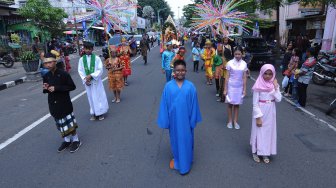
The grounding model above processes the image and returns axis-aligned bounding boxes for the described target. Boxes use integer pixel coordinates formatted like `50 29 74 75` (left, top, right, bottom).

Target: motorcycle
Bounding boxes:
312 61 336 85
0 51 15 68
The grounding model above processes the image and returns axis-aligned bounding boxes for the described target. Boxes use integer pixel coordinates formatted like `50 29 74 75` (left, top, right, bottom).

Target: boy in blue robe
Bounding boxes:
157 59 202 175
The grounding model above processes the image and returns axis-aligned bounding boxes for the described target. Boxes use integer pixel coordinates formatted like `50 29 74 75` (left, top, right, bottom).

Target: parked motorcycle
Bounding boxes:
0 51 14 68
312 62 336 85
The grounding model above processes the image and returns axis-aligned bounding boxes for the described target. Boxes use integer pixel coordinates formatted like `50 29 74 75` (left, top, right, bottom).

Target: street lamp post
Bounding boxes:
157 8 168 26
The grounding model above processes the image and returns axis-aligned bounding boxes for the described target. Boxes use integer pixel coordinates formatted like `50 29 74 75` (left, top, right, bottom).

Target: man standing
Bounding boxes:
140 34 149 65
78 41 109 121
158 59 202 175
161 42 175 82
42 53 81 153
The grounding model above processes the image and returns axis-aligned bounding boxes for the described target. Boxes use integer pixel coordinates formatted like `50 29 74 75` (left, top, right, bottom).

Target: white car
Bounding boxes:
147 32 157 41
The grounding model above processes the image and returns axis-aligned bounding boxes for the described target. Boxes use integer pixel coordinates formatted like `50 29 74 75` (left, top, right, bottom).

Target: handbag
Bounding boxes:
281 76 289 88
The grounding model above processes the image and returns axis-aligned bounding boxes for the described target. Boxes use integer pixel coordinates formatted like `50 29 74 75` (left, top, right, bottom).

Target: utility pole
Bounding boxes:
72 0 81 56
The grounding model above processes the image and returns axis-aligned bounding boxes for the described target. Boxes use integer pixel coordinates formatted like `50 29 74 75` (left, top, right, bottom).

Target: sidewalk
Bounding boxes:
0 62 26 91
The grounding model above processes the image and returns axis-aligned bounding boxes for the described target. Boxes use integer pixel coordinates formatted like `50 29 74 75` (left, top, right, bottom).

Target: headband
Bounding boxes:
43 57 56 63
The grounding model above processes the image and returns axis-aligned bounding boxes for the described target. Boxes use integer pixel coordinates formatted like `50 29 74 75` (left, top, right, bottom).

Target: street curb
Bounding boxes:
0 76 27 91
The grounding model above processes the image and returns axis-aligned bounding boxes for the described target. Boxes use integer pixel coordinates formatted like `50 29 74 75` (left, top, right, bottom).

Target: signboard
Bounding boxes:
137 17 146 29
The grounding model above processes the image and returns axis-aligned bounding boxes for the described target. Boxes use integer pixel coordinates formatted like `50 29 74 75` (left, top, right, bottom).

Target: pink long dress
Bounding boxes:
225 59 247 105
250 86 282 156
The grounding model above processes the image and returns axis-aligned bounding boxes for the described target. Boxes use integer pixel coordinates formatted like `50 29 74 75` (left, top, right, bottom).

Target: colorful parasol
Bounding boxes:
191 0 252 37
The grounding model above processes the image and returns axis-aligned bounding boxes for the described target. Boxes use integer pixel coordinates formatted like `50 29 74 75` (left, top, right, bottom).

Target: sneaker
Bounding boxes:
90 115 96 121
70 141 82 153
227 122 233 129
216 93 220 97
234 122 241 130
98 115 105 121
57 142 71 152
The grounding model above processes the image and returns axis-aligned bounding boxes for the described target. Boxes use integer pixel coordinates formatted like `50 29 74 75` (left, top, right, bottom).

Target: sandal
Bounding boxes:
169 159 174 169
252 153 260 163
263 156 270 164
112 99 117 103
116 99 121 103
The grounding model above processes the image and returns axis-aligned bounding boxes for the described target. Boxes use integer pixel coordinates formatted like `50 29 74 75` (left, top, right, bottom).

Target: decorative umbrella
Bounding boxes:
191 0 252 37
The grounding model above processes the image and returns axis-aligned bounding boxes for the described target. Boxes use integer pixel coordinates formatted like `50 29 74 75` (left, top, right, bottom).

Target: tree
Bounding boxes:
143 5 155 19
19 0 68 37
137 0 174 22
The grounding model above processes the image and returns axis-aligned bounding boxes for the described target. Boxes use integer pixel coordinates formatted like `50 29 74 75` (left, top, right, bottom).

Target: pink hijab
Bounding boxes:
252 64 275 92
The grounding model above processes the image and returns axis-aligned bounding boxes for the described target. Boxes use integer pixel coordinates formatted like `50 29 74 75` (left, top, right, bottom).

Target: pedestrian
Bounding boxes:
151 36 154 47
170 46 186 79
283 48 300 97
140 34 149 65
218 37 232 102
105 45 124 103
118 37 132 86
281 42 293 74
42 53 81 153
296 47 317 107
161 41 175 82
63 50 71 73
157 59 202 175
192 42 201 72
213 49 224 97
250 64 282 164
224 47 248 130
78 41 109 121
201 39 216 85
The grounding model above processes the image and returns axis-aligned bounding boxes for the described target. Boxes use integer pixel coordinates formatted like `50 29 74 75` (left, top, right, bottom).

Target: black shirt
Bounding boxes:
43 69 76 119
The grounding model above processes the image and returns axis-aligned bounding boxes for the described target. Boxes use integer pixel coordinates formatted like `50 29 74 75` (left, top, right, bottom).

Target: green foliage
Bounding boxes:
20 51 38 61
18 0 68 36
10 33 20 43
137 0 174 21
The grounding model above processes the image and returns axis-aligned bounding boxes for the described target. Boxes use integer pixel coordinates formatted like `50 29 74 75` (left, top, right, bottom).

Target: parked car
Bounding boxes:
234 36 273 68
102 34 132 59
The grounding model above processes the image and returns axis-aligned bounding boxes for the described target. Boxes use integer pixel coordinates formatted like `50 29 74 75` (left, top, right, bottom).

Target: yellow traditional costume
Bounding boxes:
202 40 216 80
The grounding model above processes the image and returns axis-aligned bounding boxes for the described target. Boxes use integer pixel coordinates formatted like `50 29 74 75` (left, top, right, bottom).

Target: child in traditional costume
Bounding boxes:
78 41 109 121
161 41 175 82
158 60 202 175
105 45 124 103
224 47 247 130
118 37 132 86
42 53 81 153
250 64 282 164
201 40 216 85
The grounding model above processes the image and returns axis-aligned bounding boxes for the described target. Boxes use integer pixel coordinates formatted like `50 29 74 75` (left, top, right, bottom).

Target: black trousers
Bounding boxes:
193 61 199 72
298 82 308 107
143 55 147 64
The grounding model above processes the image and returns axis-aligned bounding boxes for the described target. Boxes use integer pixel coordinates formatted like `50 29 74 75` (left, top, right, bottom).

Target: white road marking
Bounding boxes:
249 75 336 132
0 51 146 151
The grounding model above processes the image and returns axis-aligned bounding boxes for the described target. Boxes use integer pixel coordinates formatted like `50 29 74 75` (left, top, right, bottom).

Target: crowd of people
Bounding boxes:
40 33 284 176
281 39 317 108
158 34 282 175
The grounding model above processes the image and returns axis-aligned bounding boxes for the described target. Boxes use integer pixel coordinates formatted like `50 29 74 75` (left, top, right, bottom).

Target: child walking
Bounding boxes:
42 53 81 153
157 60 202 175
224 47 247 129
192 42 201 72
250 64 282 164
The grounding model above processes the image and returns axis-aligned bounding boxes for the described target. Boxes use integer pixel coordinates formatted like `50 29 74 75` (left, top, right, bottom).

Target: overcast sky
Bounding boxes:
167 0 193 19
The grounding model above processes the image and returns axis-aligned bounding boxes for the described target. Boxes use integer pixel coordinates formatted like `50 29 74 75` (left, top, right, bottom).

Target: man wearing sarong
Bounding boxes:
42 53 81 153
78 41 109 121
158 59 202 175
202 40 216 85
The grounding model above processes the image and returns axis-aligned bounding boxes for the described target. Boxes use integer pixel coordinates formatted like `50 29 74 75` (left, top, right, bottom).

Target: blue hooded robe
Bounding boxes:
158 79 202 175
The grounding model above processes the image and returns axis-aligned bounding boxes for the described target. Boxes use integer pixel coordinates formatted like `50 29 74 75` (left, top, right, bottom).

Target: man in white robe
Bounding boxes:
78 42 109 121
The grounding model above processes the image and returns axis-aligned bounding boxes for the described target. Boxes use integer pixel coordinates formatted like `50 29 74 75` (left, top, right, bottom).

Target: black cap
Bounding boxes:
83 41 94 48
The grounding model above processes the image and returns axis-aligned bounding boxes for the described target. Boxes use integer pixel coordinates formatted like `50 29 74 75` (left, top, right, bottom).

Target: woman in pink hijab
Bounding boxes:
250 64 282 164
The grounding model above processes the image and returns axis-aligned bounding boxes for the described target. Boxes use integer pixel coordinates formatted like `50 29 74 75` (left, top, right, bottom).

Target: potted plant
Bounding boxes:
21 51 40 72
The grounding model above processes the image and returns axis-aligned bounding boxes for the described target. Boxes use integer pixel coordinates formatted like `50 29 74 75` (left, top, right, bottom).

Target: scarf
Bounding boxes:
252 64 275 92
83 54 96 75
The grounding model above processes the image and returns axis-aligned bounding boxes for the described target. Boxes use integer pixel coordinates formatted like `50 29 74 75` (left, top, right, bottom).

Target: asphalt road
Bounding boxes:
0 43 336 187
